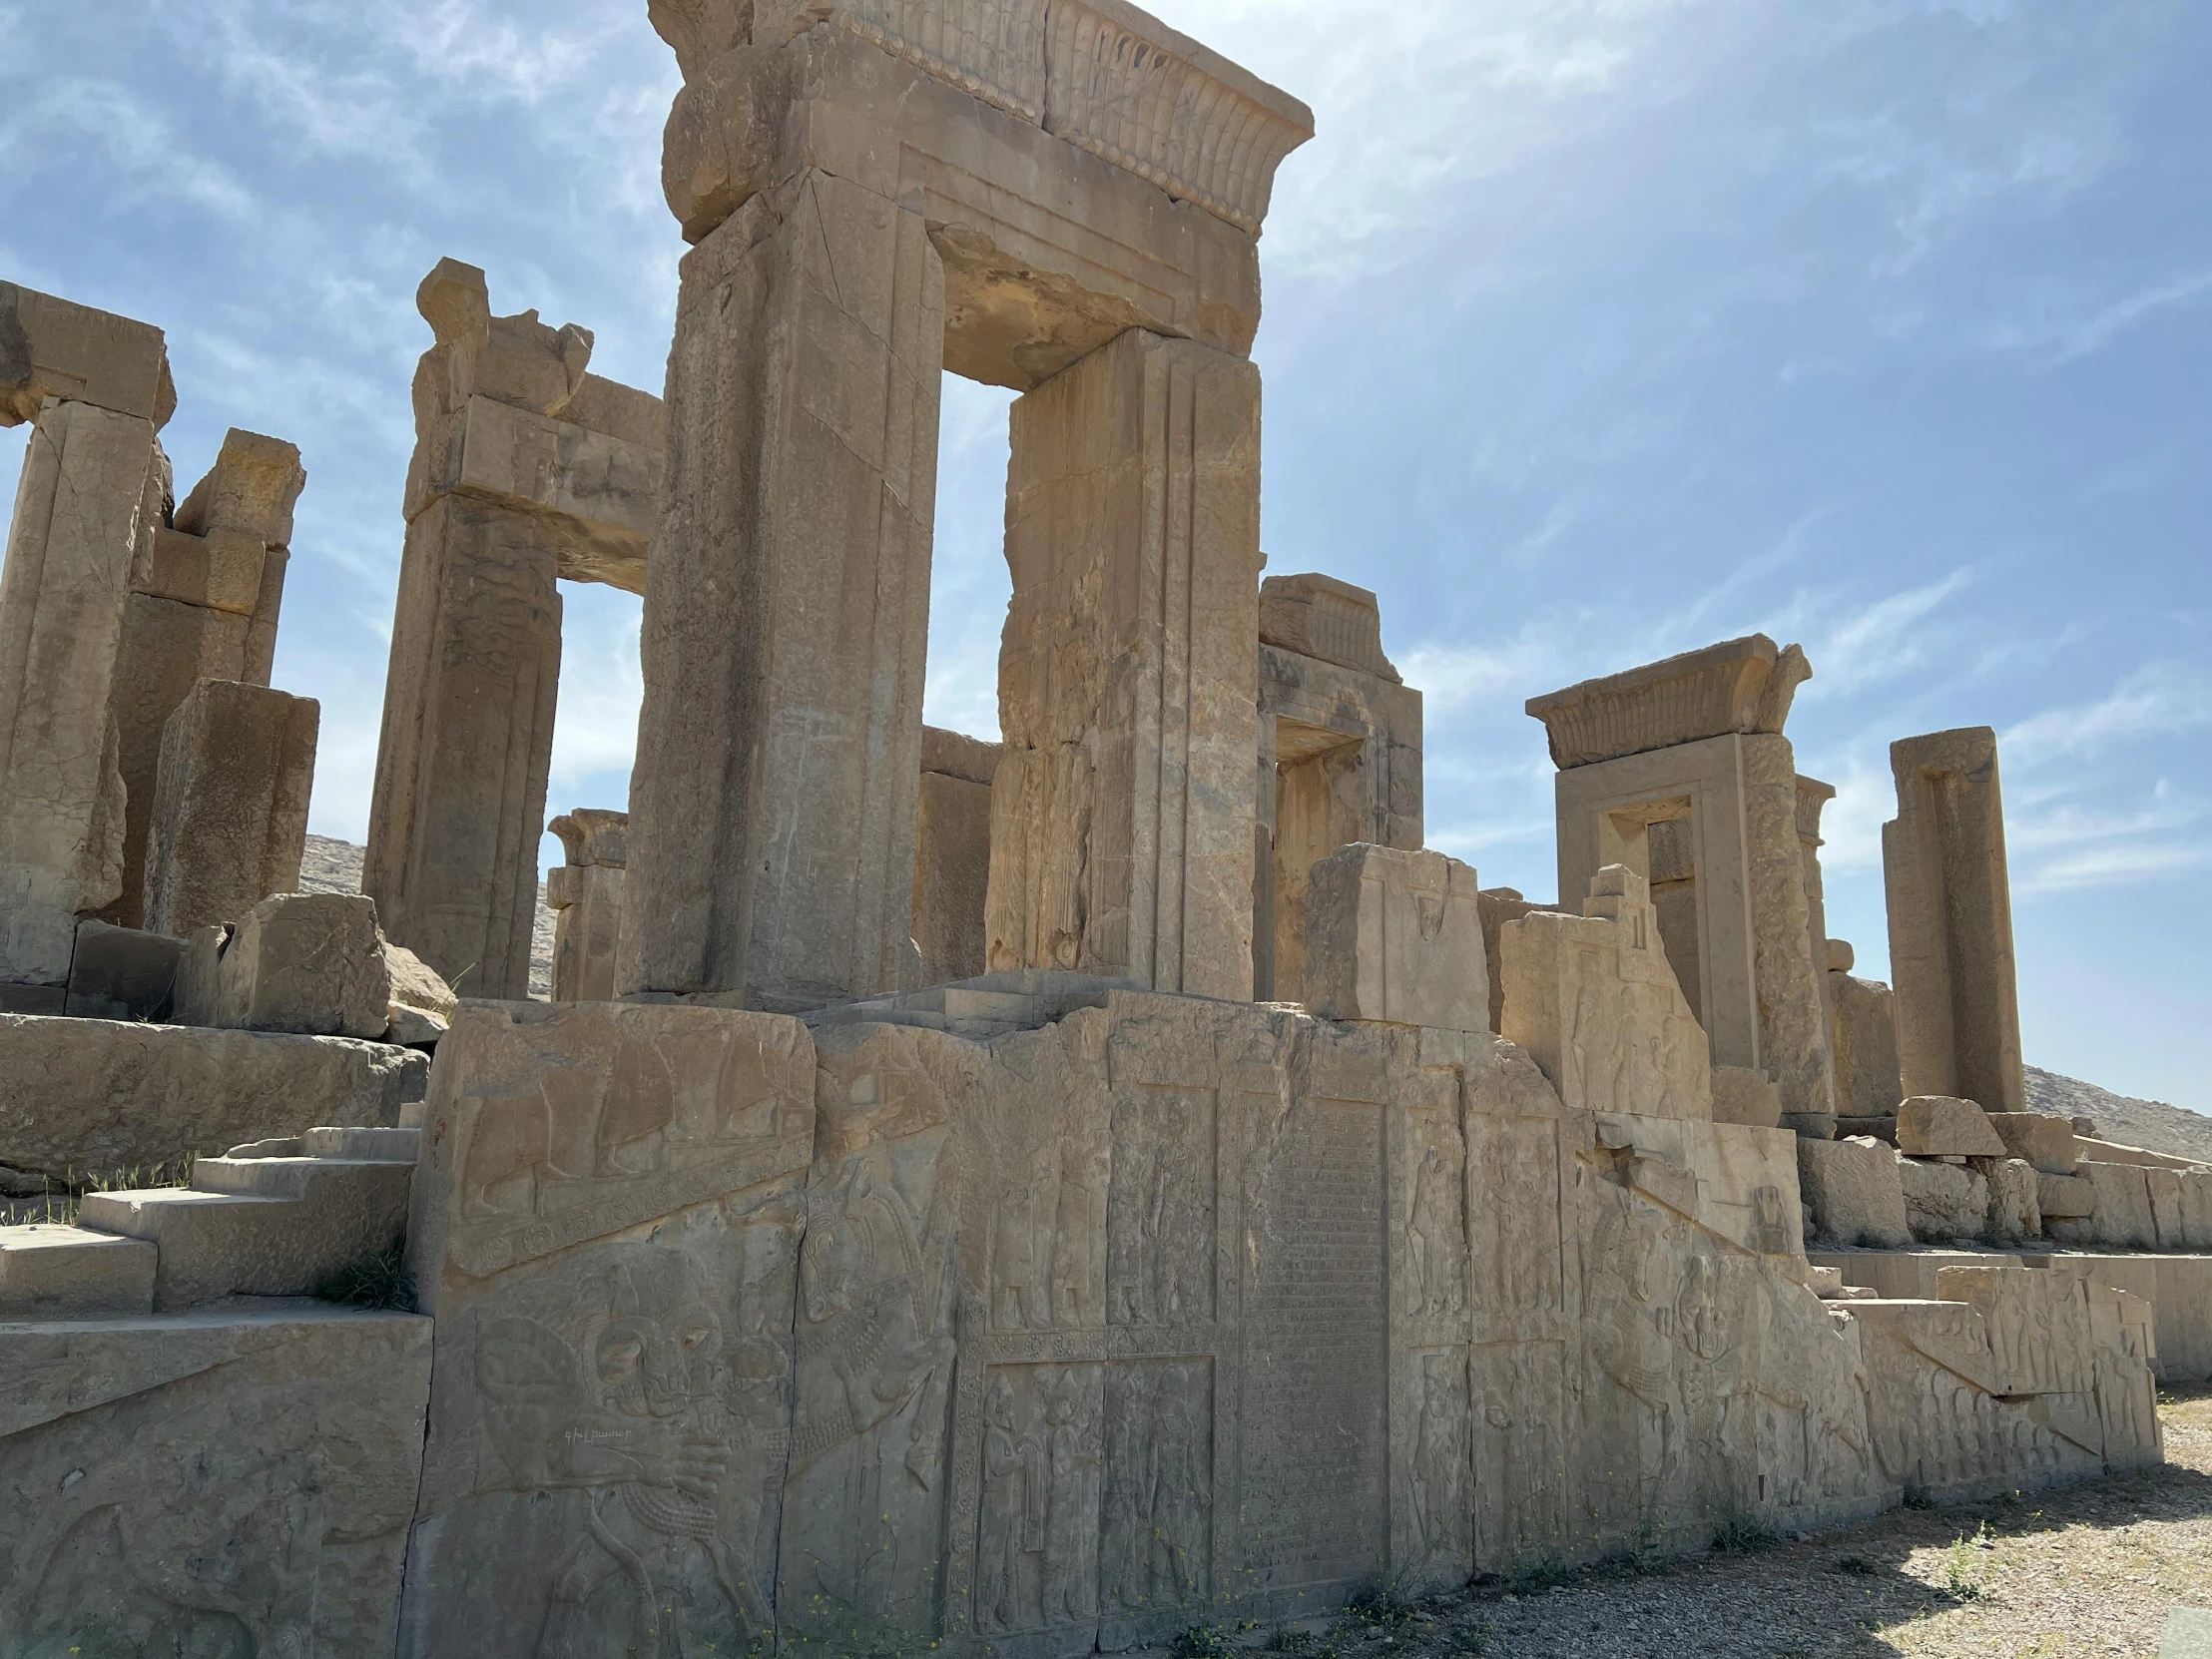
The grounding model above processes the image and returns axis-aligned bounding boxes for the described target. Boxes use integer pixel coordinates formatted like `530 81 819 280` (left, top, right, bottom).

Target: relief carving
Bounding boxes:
1101 1360 1213 1613
976 1364 1105 1633
1106 1089 1216 1328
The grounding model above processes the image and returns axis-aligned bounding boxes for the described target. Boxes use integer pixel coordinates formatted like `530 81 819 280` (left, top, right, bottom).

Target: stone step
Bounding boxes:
79 1154 414 1312
303 1124 421 1162
0 1224 158 1319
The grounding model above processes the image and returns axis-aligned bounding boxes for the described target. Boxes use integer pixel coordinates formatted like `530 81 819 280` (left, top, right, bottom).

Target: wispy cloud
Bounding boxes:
2004 662 2212 768
2017 840 2212 895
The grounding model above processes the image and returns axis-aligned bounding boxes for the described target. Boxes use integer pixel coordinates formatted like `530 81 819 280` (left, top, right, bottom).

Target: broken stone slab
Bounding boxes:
1304 842 1486 1031
1259 572 1400 682
1501 865 1713 1121
1831 968 1905 1119
0 1305 428 1652
64 919 185 1021
1524 633 1811 770
141 681 318 937
0 1012 424 1183
1985 1112 2077 1176
1896 1095 2006 1159
172 428 306 549
0 280 176 427
214 892 391 1040
383 941 456 1043
1797 1135 1913 1247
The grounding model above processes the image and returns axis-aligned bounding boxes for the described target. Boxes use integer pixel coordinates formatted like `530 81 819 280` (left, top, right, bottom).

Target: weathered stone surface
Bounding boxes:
0 1011 423 1180
0 397 159 987
64 918 185 1020
398 999 818 1657
0 1307 429 1655
384 940 456 1021
1897 1095 2006 1159
1712 1066 1783 1129
1987 1112 2077 1175
2148 1167 2189 1251
1502 866 1712 1122
623 178 942 1010
1305 843 1486 1031
1831 968 1904 1120
547 809 629 1003
2182 1172 2212 1251
1550 727 1836 1128
212 892 391 1039
1798 1136 1913 1247
1255 620 1422 1003
1899 1155 1989 1243
0 1225 157 1319
0 281 175 427
1884 727 2026 1115
141 680 317 937
1526 634 1811 770
1475 887 1543 1034
986 328 1263 1001
914 732 999 986
1973 1156 2042 1245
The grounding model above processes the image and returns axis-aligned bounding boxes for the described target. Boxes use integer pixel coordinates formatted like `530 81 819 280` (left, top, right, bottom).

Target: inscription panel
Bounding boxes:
1241 1098 1386 1585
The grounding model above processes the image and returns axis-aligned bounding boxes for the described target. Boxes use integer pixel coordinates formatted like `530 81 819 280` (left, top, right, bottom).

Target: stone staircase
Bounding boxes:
0 1107 421 1319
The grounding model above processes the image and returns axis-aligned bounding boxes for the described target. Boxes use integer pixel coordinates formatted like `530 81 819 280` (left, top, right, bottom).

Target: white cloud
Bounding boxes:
1802 568 1978 695
2016 840 2212 895
2004 662 2212 769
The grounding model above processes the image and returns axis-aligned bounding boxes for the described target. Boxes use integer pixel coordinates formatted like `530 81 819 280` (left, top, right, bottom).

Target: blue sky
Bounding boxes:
6 0 2207 1105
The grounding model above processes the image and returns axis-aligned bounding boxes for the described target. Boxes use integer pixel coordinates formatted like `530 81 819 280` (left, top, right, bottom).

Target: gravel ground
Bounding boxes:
1173 1391 2212 1659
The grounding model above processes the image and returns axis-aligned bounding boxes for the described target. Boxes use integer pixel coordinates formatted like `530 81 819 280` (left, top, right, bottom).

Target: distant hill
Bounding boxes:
301 834 555 999
2027 1066 2212 1167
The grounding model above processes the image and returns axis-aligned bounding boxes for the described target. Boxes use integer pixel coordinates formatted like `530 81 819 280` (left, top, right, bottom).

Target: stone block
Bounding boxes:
1897 1095 2006 1158
0 1307 428 1654
1797 1135 1912 1247
384 941 455 1024
1502 866 1712 1120
1899 1155 1989 1243
64 919 185 1020
1259 572 1398 681
1986 1112 2076 1175
1711 1066 1782 1129
0 398 159 986
2036 1171 2097 1220
1525 633 1810 769
141 680 317 936
215 892 391 1039
1973 1156 2041 1245
2182 1172 2212 1251
1474 888 1542 1033
0 1011 424 1182
1305 843 1486 1030
2049 1162 2157 1250
913 766 994 987
173 428 306 547
1831 971 1904 1118
0 280 174 426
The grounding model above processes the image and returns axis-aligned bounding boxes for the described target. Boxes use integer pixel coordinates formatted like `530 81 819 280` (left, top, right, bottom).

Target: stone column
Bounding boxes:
547 810 626 1003
620 174 943 1010
106 428 303 927
0 285 174 1002
985 328 1264 1000
1882 726 2026 1114
364 261 593 1000
1797 775 1837 1031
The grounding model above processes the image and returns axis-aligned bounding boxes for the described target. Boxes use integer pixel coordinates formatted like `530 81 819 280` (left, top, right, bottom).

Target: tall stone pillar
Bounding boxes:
1882 726 2026 1114
620 174 943 1010
366 262 593 999
0 284 174 1003
984 328 1264 1000
547 809 627 1003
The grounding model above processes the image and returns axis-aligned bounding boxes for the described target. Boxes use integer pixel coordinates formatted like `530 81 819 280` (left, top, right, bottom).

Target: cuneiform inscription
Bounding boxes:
1242 1099 1385 1581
